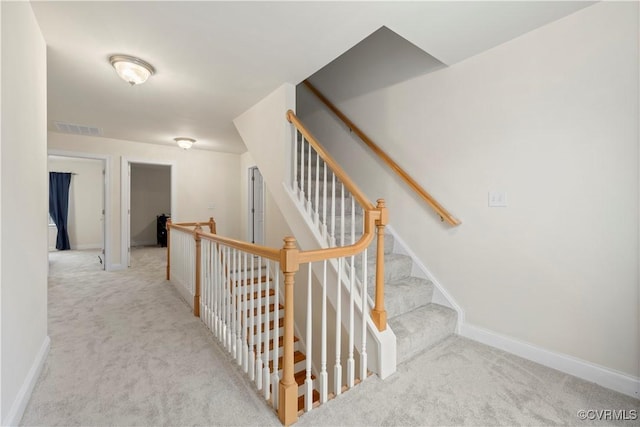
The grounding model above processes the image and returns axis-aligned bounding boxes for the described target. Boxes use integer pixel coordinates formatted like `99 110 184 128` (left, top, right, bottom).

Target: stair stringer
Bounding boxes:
234 83 396 380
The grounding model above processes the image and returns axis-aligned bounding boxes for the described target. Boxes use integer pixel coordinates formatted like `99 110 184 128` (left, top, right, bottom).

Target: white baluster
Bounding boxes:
271 264 280 410
207 242 212 329
320 259 328 404
322 158 328 240
249 254 256 381
226 246 232 352
203 242 208 328
242 252 249 373
214 243 219 338
255 256 263 390
305 264 313 411
347 256 356 388
361 249 368 380
223 246 228 349
306 142 312 215
314 151 320 227
347 217 355 388
299 138 305 203
330 172 336 247
340 183 345 247
263 260 271 400
292 131 298 192
334 257 342 396
236 250 243 366
218 243 224 340
231 248 237 358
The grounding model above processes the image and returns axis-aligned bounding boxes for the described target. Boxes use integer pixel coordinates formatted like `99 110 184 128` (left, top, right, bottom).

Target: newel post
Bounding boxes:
371 199 388 331
166 218 172 280
193 224 202 317
208 216 217 234
278 237 299 425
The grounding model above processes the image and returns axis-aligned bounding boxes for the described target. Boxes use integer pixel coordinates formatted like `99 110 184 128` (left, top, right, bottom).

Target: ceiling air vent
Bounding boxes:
54 121 103 137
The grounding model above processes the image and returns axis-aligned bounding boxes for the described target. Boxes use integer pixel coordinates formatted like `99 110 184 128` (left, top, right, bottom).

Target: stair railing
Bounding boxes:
302 80 461 226
287 110 388 331
167 111 389 424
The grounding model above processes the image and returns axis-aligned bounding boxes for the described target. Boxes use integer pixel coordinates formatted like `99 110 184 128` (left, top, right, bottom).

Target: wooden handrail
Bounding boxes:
169 222 281 261
171 221 381 267
302 80 461 227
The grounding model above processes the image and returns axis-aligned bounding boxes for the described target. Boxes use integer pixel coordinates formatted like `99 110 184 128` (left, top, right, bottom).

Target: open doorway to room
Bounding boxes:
122 159 174 268
47 153 108 271
248 166 265 245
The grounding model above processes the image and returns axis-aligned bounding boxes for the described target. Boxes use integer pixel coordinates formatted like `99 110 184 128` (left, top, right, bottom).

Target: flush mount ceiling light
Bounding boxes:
109 54 155 86
174 137 196 150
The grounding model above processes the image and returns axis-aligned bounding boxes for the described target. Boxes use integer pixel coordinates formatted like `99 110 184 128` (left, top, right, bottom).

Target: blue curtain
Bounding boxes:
49 172 72 250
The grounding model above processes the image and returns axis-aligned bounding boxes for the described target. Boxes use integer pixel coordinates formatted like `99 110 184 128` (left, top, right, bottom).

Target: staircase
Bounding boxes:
362 237 458 364
300 157 458 365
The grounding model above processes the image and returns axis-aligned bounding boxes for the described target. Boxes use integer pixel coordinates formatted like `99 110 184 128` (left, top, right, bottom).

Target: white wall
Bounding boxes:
48 133 242 269
48 157 104 250
130 164 171 246
0 2 49 424
299 1 639 383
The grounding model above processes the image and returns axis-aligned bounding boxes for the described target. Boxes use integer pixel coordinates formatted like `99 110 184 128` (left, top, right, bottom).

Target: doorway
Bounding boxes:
248 166 265 245
47 152 109 271
121 158 175 267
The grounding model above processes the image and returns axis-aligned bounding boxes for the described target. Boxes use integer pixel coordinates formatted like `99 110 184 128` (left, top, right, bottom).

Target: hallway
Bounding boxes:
23 248 280 426
21 248 638 426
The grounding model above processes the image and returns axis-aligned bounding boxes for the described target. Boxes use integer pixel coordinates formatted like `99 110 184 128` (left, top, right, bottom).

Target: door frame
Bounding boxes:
48 149 111 270
247 166 265 245
121 157 176 268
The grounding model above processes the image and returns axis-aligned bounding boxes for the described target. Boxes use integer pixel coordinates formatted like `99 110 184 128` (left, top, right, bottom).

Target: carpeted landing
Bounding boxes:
21 248 638 426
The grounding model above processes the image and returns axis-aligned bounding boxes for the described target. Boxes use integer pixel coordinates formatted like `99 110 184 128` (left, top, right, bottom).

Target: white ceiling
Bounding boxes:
31 1 593 154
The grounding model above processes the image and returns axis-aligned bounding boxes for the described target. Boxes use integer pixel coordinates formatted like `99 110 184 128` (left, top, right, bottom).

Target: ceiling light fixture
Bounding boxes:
174 137 196 150
109 54 155 86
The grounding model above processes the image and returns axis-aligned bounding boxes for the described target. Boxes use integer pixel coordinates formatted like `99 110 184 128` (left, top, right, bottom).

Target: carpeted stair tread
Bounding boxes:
368 276 434 320
356 252 412 283
389 303 457 364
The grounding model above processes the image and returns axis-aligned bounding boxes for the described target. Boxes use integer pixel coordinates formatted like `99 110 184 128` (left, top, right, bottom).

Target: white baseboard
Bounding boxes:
72 244 102 250
2 336 50 427
131 240 157 247
461 323 640 399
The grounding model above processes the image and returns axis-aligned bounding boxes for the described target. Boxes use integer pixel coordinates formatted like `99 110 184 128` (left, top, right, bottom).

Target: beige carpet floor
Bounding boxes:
20 247 638 426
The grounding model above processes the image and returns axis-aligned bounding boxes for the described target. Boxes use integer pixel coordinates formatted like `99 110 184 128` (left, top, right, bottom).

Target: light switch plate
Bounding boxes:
488 191 507 207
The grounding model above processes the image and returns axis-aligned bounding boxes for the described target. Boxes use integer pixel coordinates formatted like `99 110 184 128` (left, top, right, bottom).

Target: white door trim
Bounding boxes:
247 166 265 245
48 149 112 270
121 157 176 267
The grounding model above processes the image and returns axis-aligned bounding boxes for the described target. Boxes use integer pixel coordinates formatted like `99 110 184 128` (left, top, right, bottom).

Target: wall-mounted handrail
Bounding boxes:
302 80 461 227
